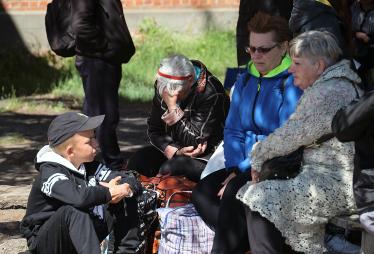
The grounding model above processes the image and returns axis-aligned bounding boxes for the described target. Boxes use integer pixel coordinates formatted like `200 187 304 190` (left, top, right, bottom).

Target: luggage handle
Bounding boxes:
165 191 192 208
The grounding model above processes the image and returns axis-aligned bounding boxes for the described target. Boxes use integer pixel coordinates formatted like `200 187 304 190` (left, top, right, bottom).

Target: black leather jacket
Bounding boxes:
71 0 135 66
147 60 230 161
332 84 374 215
289 0 352 65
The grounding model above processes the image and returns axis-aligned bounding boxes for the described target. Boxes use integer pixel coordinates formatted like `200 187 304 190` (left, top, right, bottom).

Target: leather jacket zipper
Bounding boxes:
252 77 263 135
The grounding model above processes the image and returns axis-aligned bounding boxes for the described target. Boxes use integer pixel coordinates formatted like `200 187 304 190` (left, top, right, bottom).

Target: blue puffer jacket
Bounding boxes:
223 55 303 173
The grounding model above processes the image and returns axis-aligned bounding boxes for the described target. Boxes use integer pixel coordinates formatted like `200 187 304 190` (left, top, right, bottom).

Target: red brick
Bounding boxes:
125 0 133 5
39 1 48 7
135 0 143 4
29 1 38 7
191 0 198 4
11 2 19 7
154 0 161 4
144 0 152 4
1 2 9 7
163 0 171 4
20 2 28 7
172 0 180 4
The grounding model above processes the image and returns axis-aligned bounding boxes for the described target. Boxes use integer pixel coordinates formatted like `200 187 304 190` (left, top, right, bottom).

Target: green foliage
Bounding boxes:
1 18 237 104
0 47 73 98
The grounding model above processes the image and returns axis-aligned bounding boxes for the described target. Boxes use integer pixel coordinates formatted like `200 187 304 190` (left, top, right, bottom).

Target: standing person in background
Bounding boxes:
289 0 355 70
351 0 374 88
71 0 136 170
236 0 293 66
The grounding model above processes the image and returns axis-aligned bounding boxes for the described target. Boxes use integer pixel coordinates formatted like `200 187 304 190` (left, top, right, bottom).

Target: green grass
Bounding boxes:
1 18 237 104
0 132 30 146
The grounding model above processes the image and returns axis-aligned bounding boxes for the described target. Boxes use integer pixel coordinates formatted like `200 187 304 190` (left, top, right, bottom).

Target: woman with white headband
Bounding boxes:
125 54 230 182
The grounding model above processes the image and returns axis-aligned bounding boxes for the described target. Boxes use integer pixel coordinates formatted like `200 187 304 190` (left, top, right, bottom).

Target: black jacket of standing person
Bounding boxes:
289 0 352 65
71 0 135 66
332 83 374 215
236 0 293 66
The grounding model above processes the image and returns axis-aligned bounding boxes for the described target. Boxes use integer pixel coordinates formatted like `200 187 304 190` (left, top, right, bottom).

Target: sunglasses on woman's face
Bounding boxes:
245 42 283 55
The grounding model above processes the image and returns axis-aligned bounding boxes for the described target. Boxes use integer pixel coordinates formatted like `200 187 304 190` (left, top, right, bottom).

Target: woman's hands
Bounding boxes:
251 168 260 185
176 141 207 157
217 172 236 200
159 86 179 113
99 177 133 203
357 32 371 43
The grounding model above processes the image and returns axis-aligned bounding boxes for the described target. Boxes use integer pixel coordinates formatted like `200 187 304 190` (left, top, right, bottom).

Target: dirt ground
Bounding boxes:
0 97 151 253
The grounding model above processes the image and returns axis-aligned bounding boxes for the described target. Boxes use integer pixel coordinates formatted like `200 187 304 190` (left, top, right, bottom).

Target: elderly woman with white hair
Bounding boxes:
125 54 230 182
237 30 363 254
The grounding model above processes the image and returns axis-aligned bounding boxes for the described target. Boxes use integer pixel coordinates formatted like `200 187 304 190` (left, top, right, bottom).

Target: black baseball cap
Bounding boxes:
48 112 105 148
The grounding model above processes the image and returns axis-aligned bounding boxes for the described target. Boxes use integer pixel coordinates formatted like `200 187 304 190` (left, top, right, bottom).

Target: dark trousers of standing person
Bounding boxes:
75 59 123 169
29 199 140 254
192 168 252 254
357 49 374 89
125 145 207 183
245 206 303 254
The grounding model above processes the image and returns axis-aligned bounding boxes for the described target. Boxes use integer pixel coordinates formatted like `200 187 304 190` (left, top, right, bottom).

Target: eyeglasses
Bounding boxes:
245 42 283 55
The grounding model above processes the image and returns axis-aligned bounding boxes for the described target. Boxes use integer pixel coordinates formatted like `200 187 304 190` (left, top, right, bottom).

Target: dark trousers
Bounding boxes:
31 199 140 254
75 59 123 169
357 48 374 89
125 145 207 183
192 168 252 254
245 206 302 254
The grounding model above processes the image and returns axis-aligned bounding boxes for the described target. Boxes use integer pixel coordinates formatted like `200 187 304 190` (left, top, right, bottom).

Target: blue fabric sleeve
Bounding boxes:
223 73 250 172
278 75 303 126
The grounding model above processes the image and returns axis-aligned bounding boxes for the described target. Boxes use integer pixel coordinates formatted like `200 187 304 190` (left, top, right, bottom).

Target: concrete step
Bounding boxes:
0 185 31 210
0 186 31 254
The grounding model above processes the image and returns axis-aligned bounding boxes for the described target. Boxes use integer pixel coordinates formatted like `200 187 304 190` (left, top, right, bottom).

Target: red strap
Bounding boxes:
158 70 191 80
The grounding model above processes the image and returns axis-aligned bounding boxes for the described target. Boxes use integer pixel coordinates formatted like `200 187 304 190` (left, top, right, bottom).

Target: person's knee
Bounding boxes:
224 178 243 198
159 156 185 174
360 211 374 235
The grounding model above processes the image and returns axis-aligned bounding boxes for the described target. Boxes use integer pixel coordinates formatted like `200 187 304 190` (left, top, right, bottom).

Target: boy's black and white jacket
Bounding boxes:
20 145 142 242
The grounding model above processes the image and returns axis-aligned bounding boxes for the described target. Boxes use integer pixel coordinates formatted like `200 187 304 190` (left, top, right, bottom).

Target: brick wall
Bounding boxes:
0 0 240 12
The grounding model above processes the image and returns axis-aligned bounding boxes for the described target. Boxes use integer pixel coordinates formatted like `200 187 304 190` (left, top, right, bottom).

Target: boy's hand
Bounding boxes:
99 176 133 203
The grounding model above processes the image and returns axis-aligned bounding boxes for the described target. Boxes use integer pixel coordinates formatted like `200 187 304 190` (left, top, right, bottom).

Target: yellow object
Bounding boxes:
316 0 332 7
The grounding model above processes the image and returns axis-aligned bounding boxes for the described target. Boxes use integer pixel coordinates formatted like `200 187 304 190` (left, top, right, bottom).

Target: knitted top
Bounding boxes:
237 60 362 253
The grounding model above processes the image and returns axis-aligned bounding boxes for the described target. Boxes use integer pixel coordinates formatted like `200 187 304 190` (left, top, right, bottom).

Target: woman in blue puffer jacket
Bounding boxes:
192 12 303 254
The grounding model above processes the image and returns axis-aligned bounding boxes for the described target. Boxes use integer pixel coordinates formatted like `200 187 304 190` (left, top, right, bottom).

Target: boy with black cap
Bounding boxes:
20 112 143 254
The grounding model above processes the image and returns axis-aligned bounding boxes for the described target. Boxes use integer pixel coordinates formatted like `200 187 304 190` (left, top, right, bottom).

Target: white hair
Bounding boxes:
288 30 342 68
156 54 196 96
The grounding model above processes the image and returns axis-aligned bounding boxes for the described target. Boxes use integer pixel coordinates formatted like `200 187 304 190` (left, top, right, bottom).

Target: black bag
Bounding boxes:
259 133 334 182
352 38 369 59
45 0 76 57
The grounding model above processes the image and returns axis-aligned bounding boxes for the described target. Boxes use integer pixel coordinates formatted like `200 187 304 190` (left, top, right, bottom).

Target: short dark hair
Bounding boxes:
247 12 291 44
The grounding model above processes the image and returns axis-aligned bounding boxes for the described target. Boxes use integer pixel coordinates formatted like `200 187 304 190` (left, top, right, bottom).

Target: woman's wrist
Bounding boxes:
167 103 178 113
